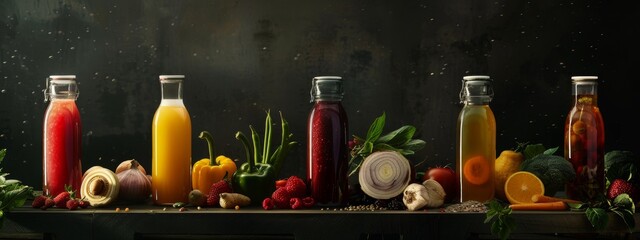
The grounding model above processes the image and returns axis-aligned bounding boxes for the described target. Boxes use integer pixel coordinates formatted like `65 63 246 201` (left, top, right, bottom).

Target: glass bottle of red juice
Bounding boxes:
307 76 349 206
564 76 604 203
43 75 82 197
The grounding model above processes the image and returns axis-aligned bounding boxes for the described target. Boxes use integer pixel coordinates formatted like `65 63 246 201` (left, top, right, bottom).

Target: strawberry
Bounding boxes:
607 179 640 200
53 185 75 208
78 199 90 208
66 199 80 210
54 192 71 208
290 197 303 210
271 187 291 209
32 195 48 208
207 179 232 207
285 175 306 199
41 198 55 210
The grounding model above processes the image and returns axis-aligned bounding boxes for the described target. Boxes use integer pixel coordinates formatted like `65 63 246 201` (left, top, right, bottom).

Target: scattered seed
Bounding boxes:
235 205 240 210
115 207 120 212
179 207 187 212
163 207 167 211
124 207 130 212
197 206 201 210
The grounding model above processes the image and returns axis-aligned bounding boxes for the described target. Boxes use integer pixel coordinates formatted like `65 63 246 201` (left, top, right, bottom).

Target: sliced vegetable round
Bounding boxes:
463 156 491 185
358 151 412 199
80 166 120 207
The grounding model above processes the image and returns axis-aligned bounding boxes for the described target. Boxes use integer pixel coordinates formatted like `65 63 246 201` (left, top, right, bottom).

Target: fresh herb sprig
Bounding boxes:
0 148 34 229
348 112 426 176
485 199 516 240
568 193 635 232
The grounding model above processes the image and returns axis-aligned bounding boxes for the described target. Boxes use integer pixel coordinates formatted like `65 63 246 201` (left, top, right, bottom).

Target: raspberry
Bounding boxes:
302 197 315 208
262 198 274 210
285 175 306 199
32 195 48 208
290 197 303 210
66 199 79 210
207 179 232 207
41 198 55 210
271 187 291 209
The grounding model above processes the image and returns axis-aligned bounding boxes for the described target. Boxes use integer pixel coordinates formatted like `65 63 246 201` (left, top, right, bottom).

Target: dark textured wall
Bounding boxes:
1 0 637 188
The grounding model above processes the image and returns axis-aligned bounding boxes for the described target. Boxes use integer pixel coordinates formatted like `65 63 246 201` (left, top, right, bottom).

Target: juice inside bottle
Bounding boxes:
564 76 604 203
307 76 349 206
456 75 496 203
152 76 192 205
43 76 82 197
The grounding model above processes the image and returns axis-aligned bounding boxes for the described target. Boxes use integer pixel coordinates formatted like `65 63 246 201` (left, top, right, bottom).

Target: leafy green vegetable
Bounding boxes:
520 151 576 196
484 200 515 240
585 207 608 230
348 113 426 176
0 148 34 229
605 150 638 183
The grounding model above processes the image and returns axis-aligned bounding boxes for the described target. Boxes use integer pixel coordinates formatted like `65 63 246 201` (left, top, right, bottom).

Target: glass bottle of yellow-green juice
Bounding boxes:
456 75 496 203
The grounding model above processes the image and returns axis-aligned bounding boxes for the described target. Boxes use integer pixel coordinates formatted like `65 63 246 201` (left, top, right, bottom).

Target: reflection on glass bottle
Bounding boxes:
456 75 496 203
43 75 82 197
564 76 604 203
152 75 192 205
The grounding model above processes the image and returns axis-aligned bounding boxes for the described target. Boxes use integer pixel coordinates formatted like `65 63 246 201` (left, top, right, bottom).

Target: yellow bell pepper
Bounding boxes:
192 131 237 194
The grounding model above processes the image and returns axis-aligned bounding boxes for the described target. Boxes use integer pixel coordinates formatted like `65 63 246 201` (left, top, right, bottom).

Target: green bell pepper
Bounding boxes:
232 111 296 203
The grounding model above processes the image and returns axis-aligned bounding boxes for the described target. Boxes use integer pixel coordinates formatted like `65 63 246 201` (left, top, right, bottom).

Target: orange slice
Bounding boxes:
504 171 545 204
463 156 491 185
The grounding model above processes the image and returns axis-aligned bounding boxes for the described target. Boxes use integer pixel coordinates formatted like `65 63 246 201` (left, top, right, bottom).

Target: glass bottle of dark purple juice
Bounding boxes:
307 76 349 206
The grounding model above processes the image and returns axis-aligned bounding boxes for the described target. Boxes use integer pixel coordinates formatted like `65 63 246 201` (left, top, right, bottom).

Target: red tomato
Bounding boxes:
423 166 458 202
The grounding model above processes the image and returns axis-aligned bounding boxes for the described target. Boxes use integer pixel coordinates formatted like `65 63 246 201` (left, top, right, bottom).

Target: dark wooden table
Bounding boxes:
1 202 639 240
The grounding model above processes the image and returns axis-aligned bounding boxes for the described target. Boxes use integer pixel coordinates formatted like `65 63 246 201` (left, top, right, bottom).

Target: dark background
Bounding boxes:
0 0 637 189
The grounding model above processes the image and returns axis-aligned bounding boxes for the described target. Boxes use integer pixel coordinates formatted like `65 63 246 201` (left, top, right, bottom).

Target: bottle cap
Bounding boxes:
460 75 493 104
159 75 185 82
310 76 344 102
44 75 78 102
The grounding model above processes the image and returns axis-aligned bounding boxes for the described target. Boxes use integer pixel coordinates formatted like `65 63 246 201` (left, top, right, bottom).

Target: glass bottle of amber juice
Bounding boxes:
564 76 604 203
456 75 496 202
152 75 192 205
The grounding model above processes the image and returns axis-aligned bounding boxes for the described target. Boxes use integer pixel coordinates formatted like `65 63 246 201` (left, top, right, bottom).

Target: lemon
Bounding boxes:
494 150 524 200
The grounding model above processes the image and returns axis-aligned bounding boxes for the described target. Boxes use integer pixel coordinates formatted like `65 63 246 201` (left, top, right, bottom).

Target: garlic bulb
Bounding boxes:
116 160 151 203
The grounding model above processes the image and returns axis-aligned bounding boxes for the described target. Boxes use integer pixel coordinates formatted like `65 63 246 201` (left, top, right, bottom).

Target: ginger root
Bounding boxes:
219 193 251 209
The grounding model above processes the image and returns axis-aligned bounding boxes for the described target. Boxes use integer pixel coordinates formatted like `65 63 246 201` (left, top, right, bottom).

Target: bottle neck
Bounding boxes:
161 80 183 100
572 82 598 105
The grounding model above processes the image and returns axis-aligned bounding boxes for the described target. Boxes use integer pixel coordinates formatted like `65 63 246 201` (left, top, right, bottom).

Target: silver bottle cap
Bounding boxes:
459 75 493 104
310 76 344 102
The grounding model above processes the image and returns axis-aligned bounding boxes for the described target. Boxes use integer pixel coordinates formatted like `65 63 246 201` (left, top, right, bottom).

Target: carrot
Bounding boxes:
531 194 581 204
509 201 567 211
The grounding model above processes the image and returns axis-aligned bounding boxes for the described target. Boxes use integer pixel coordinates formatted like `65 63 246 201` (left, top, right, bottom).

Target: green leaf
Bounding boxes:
568 202 587 210
365 113 386 143
586 207 609 230
400 139 426 152
485 200 515 240
375 125 415 146
613 193 635 213
605 151 639 183
0 149 5 163
523 143 546 160
359 141 374 156
543 146 559 155
611 208 635 232
373 143 414 155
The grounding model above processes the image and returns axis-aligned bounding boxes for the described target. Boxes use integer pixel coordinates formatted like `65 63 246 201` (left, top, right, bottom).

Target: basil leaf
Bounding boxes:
376 125 415 146
613 193 635 213
401 139 426 152
586 207 608 230
365 113 386 143
543 146 559 155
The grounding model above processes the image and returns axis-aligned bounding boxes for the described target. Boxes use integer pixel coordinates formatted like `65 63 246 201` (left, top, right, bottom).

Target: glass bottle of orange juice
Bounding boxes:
456 75 496 202
152 75 191 205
